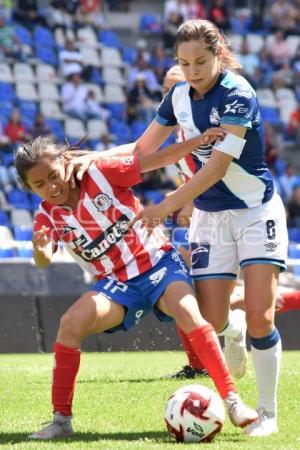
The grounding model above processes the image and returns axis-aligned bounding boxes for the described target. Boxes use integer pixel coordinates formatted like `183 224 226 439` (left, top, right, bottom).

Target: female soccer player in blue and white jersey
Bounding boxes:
131 20 288 437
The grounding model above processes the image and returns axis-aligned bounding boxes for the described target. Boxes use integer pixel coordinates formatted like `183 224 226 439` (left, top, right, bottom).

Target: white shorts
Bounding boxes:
189 194 288 280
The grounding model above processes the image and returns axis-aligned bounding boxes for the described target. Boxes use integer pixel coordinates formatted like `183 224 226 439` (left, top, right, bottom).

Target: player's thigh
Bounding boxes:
243 264 279 337
58 291 125 338
157 281 205 333
194 279 234 333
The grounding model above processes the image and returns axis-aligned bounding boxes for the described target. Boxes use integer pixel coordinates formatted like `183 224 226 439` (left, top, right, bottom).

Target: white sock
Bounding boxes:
218 309 244 338
251 338 282 415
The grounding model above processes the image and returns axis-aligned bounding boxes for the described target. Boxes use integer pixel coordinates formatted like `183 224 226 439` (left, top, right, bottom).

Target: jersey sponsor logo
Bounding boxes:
61 225 77 236
71 214 130 261
209 107 221 125
93 193 113 212
178 111 189 122
224 99 248 115
227 89 252 99
122 156 134 165
149 267 167 286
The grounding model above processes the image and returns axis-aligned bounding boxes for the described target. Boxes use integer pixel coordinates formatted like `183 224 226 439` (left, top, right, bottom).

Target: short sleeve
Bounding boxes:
155 86 178 127
95 155 142 188
220 87 257 129
34 211 59 244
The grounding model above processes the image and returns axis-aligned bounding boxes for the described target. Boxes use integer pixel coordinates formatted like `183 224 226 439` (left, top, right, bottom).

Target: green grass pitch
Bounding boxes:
0 351 299 449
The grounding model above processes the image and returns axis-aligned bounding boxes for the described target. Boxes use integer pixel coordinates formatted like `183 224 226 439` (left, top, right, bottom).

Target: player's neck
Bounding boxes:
193 71 221 100
61 185 81 210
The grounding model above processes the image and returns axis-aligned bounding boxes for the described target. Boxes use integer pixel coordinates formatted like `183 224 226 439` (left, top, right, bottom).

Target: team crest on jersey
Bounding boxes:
209 107 220 125
93 193 112 211
178 111 189 122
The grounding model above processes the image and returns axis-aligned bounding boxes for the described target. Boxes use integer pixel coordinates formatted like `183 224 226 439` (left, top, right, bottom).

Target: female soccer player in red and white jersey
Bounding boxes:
14 134 258 440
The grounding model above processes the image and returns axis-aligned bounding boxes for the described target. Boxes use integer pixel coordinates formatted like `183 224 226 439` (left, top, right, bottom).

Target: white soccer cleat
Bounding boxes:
243 408 278 436
224 392 258 428
28 412 74 440
224 309 248 379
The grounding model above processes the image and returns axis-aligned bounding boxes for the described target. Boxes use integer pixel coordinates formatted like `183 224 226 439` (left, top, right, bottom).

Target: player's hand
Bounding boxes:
132 203 168 233
200 127 226 145
64 152 98 188
176 201 193 227
32 226 49 252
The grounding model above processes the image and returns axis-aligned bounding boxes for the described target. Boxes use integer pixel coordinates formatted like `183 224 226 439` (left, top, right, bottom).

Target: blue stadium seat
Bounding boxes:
17 242 33 258
0 165 11 187
0 210 10 227
98 30 121 48
122 47 137 65
45 119 64 140
288 227 300 243
29 192 41 210
0 83 15 101
2 153 14 167
109 118 131 143
14 24 33 46
14 225 33 241
288 243 300 258
260 106 282 126
139 13 161 33
106 103 126 120
143 190 164 204
35 45 58 65
7 188 31 209
0 246 15 258
33 26 55 46
0 100 14 124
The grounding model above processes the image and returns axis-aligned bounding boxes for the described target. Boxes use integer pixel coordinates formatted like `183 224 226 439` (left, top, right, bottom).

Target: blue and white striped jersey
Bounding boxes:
155 70 274 211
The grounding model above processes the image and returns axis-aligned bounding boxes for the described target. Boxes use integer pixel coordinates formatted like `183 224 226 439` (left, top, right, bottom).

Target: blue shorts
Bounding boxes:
91 250 193 333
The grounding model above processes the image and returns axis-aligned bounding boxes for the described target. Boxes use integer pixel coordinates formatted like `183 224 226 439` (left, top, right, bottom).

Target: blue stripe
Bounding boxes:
221 116 252 127
192 272 237 280
155 114 176 126
240 258 287 273
251 328 281 350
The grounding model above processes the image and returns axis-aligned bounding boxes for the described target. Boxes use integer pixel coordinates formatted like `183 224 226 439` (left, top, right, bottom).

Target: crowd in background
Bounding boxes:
1 0 300 249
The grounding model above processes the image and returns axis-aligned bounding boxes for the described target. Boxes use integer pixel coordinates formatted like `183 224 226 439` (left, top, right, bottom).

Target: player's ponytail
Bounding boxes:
175 19 242 73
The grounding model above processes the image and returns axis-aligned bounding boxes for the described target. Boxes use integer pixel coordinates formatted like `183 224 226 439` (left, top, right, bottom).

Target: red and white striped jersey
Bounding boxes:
175 128 197 183
34 156 172 282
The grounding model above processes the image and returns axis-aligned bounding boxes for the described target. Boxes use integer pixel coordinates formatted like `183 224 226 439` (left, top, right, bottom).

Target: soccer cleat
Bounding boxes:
169 365 209 379
224 392 258 428
243 408 278 436
28 412 74 440
224 309 248 379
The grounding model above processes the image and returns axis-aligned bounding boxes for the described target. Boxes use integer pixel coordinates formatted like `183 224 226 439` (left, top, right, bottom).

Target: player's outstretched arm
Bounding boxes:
32 226 53 268
139 128 226 173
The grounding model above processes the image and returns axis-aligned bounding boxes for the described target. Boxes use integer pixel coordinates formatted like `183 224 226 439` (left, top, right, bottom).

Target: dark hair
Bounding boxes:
14 135 82 189
175 19 242 73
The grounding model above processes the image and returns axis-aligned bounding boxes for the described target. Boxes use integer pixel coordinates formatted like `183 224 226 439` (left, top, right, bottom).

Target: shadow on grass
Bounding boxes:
77 377 166 384
0 430 244 445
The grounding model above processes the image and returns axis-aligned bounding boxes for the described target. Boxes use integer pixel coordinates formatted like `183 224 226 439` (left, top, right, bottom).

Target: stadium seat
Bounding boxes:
35 45 58 66
131 120 148 140
36 63 60 83
103 84 126 103
0 82 15 101
0 225 14 249
41 101 65 120
143 190 164 204
44 118 65 139
101 47 123 67
0 165 11 187
275 88 297 105
11 209 33 226
139 13 161 33
256 88 277 107
87 119 108 140
77 27 99 48
17 241 33 258
228 33 243 53
54 28 65 47
85 83 104 102
288 227 300 243
13 63 36 82
98 30 121 49
0 246 15 258
288 243 300 258
65 118 86 140
8 166 18 185
38 82 60 101
7 189 31 210
0 63 14 82
14 225 33 241
246 34 264 54
80 47 101 67
260 106 282 126
102 67 126 86
16 81 38 101
29 192 41 210
14 24 33 46
106 103 126 120
2 153 14 167
286 35 300 57
0 210 10 227
33 26 55 46
0 100 14 124
122 46 137 65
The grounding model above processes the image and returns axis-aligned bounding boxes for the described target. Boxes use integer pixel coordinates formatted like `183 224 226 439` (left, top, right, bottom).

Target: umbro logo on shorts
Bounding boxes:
265 242 278 252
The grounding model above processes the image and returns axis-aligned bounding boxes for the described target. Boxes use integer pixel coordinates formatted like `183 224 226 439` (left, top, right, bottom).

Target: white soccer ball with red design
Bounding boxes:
164 384 225 443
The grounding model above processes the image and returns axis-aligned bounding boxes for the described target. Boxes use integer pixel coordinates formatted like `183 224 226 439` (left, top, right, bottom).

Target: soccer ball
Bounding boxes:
164 384 225 443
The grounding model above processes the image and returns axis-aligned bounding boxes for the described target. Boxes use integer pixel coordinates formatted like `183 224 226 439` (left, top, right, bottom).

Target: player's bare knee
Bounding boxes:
246 311 274 337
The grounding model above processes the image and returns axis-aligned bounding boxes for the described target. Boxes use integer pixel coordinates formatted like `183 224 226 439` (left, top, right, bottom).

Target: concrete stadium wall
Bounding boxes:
0 262 299 353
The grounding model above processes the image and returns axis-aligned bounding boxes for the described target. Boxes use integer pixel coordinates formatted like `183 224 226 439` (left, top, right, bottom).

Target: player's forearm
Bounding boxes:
139 136 202 173
100 142 136 157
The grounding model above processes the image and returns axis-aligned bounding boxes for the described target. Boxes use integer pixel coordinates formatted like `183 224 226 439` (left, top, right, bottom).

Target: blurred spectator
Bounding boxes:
163 10 183 49
279 164 298 203
61 73 88 120
180 0 206 21
149 43 173 84
13 0 47 29
76 0 104 29
46 1 73 30
128 54 161 99
287 185 300 227
291 44 300 83
59 38 83 79
29 113 51 140
94 132 115 152
0 14 26 61
63 0 80 15
238 37 260 79
85 89 111 121
0 119 11 150
208 0 230 31
0 0 12 20
135 38 150 64
288 102 300 144
128 73 156 124
264 122 280 172
270 0 297 34
106 0 129 11
5 108 30 145
267 29 291 69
